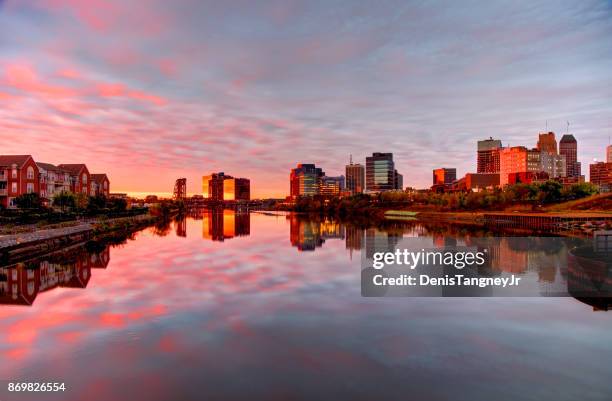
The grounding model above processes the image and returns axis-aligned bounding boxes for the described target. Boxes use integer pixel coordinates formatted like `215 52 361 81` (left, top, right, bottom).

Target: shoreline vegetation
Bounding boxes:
0 193 186 262
277 182 612 234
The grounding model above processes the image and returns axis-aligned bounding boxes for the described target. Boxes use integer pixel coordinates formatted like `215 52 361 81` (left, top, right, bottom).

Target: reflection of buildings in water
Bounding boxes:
289 216 324 251
202 210 250 242
432 235 457 248
288 216 345 251
0 247 109 306
346 225 364 251
175 216 187 237
89 247 110 269
486 238 529 274
567 246 612 311
365 228 402 259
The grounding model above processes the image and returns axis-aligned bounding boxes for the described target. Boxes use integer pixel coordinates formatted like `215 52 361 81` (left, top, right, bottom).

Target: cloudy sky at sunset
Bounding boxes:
1 0 611 197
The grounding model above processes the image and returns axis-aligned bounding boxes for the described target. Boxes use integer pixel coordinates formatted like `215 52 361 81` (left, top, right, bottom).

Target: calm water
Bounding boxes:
1 212 611 401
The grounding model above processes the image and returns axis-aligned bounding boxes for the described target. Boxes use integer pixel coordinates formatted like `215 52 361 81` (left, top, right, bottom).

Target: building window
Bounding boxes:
12 169 17 179
82 174 87 183
104 181 108 189
27 166 34 179
11 182 17 193
27 183 34 193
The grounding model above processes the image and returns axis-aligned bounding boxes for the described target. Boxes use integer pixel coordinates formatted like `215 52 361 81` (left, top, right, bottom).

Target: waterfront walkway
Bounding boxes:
0 223 93 250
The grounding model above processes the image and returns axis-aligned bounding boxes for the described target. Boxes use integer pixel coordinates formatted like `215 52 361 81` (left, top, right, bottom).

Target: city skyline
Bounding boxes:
1 1 611 197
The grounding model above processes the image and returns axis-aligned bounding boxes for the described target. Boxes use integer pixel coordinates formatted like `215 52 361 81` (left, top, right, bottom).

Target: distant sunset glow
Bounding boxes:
1 0 611 197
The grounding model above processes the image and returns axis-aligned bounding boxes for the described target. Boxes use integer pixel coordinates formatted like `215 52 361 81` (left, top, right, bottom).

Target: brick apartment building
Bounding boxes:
0 155 40 208
1 155 110 208
91 174 110 197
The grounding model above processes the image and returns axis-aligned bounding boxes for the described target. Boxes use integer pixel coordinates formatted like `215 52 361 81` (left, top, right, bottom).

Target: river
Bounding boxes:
1 211 611 401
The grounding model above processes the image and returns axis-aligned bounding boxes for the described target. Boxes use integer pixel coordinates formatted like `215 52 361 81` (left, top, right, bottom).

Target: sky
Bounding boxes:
1 0 611 198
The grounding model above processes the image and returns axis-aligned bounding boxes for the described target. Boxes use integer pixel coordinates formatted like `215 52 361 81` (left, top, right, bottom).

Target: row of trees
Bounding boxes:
285 181 599 215
9 192 128 214
412 181 598 211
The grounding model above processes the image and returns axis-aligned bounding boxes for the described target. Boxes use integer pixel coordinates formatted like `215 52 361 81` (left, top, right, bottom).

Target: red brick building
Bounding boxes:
590 162 612 189
91 174 110 197
0 155 40 208
58 164 91 196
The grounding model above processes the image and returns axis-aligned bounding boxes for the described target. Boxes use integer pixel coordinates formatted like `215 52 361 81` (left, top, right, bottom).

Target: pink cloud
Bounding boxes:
95 83 166 106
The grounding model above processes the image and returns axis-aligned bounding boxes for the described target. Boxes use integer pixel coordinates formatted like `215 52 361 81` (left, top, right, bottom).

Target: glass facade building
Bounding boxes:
290 164 324 198
365 153 395 192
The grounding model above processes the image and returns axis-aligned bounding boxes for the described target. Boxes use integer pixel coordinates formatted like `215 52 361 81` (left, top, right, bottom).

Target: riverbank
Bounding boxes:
0 214 157 263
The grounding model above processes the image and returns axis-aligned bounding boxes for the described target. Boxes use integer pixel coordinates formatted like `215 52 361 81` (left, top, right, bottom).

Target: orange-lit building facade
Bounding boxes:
203 172 250 201
433 168 456 186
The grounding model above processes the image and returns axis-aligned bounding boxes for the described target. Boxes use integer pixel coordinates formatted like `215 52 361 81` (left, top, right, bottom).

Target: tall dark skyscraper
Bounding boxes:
365 152 395 192
477 137 502 173
346 156 365 194
559 134 581 177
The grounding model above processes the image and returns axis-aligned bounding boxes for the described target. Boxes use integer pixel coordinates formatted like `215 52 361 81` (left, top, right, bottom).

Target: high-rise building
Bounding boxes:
345 158 365 194
499 147 533 186
559 134 581 177
365 152 395 192
203 172 227 201
290 163 324 198
540 152 566 179
607 145 612 163
477 138 502 173
433 168 456 186
319 175 345 196
203 172 250 201
537 132 558 154
590 162 612 187
223 177 250 201
394 170 403 190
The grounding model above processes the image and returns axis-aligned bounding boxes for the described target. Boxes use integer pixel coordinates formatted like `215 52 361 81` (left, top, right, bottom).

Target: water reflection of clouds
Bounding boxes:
0 215 611 400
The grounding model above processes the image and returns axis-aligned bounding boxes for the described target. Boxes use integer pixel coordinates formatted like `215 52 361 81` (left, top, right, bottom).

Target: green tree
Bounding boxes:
537 180 563 204
74 192 89 211
53 191 76 212
15 193 43 209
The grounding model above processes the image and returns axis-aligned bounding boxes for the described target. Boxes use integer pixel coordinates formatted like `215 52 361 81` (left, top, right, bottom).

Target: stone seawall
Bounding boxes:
0 215 155 263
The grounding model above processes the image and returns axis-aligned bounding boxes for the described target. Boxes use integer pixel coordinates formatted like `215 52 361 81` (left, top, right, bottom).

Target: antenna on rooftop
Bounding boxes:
349 154 353 165
566 121 570 134
545 120 548 131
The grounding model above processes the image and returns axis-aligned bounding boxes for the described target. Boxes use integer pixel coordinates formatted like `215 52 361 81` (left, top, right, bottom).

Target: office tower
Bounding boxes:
365 152 395 192
477 138 502 173
202 172 226 201
394 170 403 190
319 175 345 196
290 163 324 198
540 152 566 178
590 162 612 187
345 158 365 194
537 132 558 154
500 147 528 186
433 168 456 186
203 172 250 201
607 145 612 163
223 177 250 201
559 134 581 177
